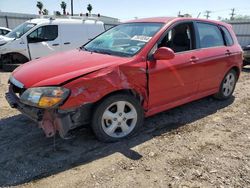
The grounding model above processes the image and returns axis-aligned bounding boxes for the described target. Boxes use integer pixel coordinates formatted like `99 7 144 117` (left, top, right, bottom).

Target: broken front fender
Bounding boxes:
60 60 148 111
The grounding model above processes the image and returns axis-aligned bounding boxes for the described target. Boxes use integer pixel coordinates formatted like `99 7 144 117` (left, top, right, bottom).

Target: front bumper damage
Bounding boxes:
5 85 93 138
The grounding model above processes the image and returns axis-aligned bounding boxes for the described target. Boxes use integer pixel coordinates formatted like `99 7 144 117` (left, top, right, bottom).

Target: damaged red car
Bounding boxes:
6 17 242 142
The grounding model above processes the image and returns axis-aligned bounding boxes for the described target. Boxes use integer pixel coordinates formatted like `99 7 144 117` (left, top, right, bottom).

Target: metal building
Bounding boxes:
0 12 38 29
228 20 250 47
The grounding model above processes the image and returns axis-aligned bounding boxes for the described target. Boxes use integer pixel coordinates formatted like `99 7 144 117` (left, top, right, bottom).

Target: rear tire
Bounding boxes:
213 69 237 100
91 93 144 142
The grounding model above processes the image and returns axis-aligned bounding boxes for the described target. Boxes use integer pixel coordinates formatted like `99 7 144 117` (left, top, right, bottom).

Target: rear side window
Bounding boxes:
221 26 234 46
28 25 58 42
0 29 9 35
197 22 224 48
3 30 10 35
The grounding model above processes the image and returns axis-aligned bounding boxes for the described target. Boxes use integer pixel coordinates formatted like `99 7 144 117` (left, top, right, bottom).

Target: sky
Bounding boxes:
0 0 250 21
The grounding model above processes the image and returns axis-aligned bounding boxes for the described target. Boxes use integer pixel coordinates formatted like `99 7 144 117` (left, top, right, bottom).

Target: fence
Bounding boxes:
228 20 250 47
0 12 38 29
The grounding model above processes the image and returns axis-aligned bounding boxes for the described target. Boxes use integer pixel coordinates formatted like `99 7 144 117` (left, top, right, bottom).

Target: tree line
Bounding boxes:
36 1 93 16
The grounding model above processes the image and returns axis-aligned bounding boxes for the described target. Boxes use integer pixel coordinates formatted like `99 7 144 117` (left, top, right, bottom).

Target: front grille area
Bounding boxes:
10 83 26 97
9 76 26 97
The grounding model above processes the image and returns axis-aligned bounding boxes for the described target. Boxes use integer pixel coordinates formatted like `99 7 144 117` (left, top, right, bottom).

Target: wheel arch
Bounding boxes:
230 66 241 80
95 88 144 107
1 52 29 64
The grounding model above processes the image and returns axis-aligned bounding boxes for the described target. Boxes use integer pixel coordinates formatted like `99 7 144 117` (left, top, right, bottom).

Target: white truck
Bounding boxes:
0 18 106 71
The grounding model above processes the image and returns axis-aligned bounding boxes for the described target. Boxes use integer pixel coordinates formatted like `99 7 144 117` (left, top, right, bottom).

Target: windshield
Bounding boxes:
84 22 164 57
6 22 36 39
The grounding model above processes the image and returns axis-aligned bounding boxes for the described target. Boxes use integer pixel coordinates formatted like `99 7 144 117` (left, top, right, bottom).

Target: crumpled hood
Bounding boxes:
0 35 14 45
12 49 131 88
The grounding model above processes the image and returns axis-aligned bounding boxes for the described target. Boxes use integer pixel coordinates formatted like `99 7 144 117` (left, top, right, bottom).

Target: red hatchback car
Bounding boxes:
6 17 242 142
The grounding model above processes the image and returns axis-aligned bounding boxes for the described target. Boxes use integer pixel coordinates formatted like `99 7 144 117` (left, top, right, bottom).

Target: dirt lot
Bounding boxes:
0 68 249 188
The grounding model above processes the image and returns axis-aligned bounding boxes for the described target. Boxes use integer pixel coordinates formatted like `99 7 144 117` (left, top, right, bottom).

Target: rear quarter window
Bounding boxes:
3 30 10 35
221 26 234 46
197 22 224 48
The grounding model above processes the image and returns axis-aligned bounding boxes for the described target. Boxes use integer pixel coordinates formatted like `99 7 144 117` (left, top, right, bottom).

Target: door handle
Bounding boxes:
64 42 71 45
225 50 232 55
52 43 59 46
189 56 199 63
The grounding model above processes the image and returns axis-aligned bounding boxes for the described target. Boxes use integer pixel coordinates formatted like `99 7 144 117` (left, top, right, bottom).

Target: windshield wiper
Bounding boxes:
90 49 112 55
80 46 88 51
81 47 131 57
80 47 111 55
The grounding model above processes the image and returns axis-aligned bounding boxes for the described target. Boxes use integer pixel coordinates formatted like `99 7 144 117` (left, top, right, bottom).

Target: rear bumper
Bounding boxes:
5 86 93 138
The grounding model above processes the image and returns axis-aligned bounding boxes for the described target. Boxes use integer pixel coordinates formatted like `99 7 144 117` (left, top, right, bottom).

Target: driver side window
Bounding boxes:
156 22 195 53
27 25 58 43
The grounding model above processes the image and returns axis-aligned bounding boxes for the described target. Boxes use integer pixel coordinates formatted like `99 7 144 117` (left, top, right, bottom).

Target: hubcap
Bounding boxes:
101 101 137 138
222 72 235 97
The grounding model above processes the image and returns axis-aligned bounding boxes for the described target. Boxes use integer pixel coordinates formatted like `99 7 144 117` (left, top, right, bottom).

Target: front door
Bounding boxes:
147 22 200 110
27 25 61 59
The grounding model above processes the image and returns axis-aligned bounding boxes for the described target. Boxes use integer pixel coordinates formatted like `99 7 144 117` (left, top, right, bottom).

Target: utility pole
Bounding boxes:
197 12 201 18
230 8 236 20
204 10 211 19
178 11 181 17
71 0 73 16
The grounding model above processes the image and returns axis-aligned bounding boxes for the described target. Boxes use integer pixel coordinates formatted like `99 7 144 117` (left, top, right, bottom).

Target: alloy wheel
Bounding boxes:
222 72 236 97
101 101 137 138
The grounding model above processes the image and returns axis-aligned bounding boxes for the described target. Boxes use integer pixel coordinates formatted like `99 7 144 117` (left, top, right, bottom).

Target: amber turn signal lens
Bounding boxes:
38 97 62 108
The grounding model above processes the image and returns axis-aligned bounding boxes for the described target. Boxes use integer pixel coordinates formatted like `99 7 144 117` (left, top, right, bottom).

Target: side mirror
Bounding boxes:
153 47 175 60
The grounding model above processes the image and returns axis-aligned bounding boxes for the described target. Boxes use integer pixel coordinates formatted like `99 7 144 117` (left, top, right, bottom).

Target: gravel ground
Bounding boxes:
0 68 249 188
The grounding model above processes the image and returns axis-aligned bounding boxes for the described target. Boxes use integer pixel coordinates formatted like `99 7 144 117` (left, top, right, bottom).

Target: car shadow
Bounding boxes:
0 96 235 186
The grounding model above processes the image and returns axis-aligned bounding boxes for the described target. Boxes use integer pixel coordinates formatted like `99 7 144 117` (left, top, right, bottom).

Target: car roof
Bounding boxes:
0 27 11 31
27 18 104 25
125 17 176 23
125 17 231 27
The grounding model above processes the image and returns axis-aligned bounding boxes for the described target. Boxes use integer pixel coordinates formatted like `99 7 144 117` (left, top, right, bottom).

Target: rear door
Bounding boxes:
220 25 240 66
27 25 61 59
193 22 230 93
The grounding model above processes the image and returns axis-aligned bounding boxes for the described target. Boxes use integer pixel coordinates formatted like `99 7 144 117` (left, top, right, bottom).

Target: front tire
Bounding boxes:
91 93 144 142
213 69 237 100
